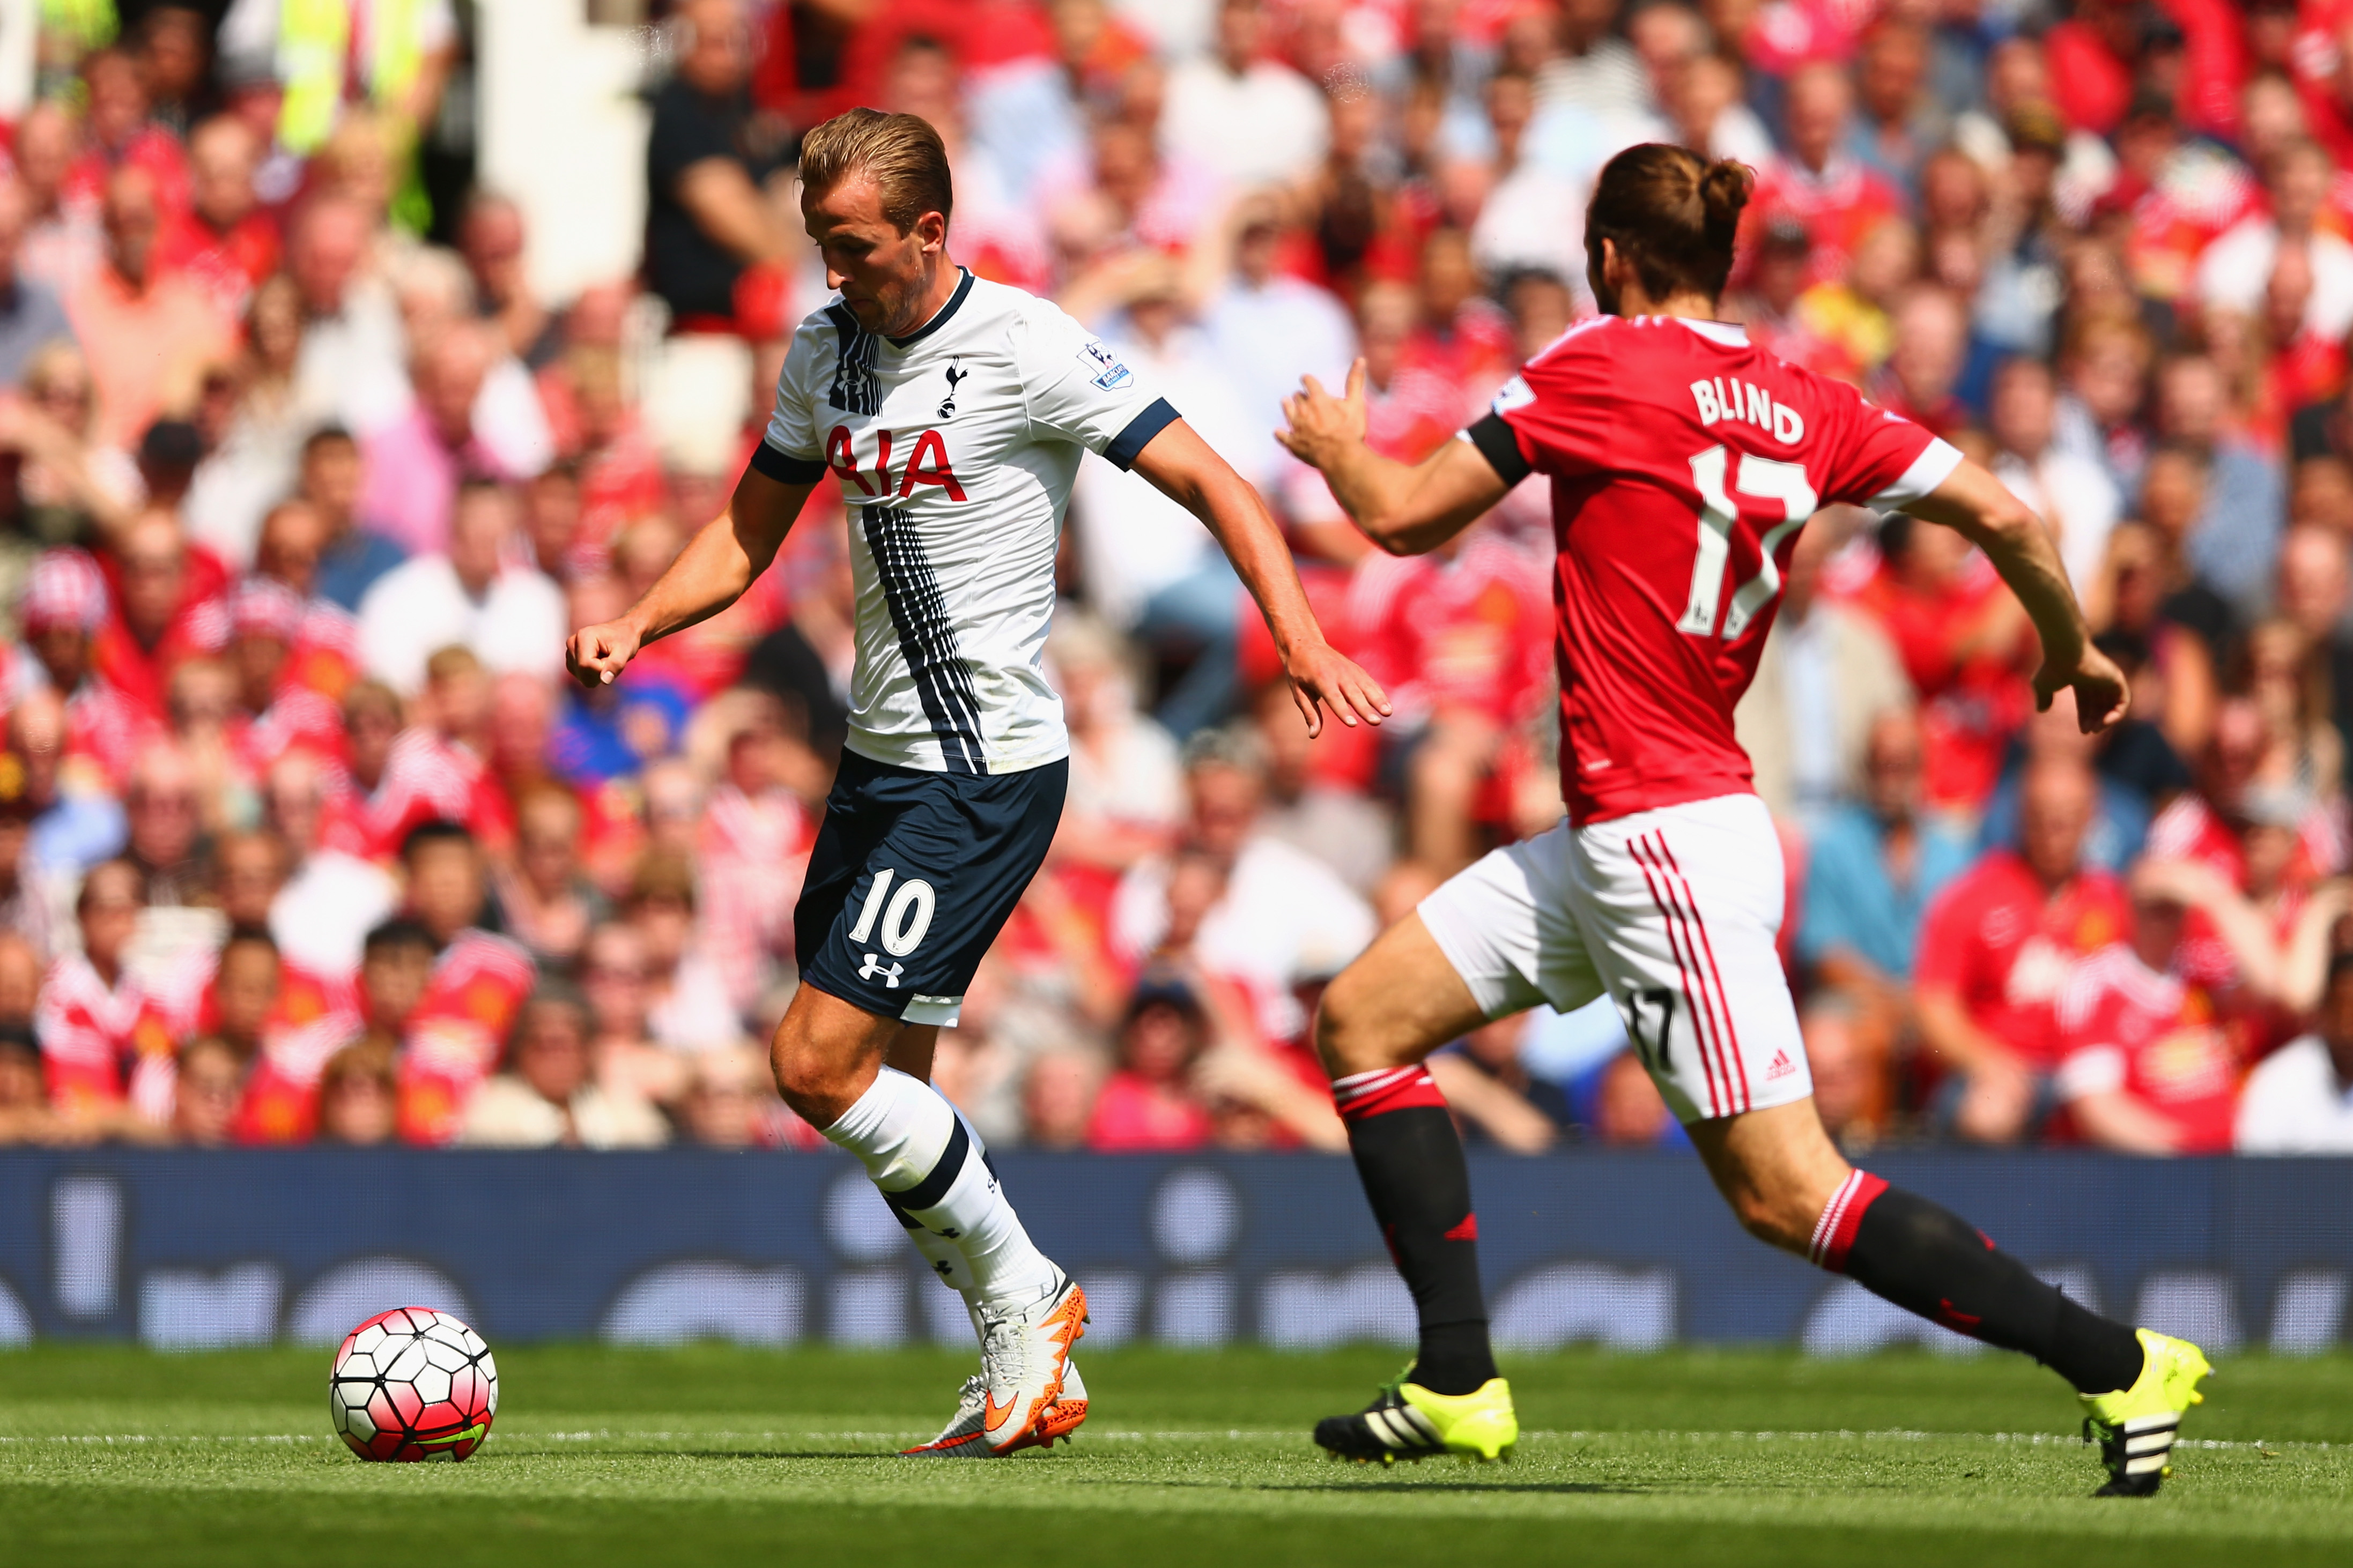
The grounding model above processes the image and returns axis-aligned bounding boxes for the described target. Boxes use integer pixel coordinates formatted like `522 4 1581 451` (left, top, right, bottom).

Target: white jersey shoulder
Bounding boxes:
759 271 1178 776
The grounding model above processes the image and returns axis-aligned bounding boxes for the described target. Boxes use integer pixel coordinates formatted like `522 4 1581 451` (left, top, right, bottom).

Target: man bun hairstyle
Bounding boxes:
1586 143 1755 303
798 107 954 235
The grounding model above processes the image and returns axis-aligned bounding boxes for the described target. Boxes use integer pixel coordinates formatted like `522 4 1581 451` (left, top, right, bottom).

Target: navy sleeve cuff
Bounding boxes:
1103 397 1181 471
749 442 826 484
1464 413 1533 487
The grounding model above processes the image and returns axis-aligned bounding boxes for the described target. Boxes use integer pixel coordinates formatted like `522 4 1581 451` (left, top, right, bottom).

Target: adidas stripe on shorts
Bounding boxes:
1417 791 1811 1124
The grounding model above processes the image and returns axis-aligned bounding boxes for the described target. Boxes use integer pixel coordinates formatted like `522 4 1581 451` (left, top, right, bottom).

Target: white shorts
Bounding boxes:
1418 792 1810 1124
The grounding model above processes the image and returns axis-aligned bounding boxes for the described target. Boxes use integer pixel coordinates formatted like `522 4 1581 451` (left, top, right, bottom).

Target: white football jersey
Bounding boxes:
756 269 1176 774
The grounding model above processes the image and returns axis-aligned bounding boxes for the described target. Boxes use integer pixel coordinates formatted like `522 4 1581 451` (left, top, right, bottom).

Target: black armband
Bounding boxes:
1105 397 1182 471
1463 413 1533 487
748 442 827 484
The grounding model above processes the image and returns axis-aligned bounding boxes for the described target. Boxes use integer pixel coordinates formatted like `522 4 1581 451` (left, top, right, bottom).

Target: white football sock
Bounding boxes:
905 1221 977 1296
824 1067 1058 1306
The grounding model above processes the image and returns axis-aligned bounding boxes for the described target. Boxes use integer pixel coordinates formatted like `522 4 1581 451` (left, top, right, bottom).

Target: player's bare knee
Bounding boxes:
767 1025 849 1125
1313 969 1386 1079
1727 1186 1809 1252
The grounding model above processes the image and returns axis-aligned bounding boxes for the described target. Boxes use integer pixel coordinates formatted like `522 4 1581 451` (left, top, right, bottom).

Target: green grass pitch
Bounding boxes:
1 1344 2349 1566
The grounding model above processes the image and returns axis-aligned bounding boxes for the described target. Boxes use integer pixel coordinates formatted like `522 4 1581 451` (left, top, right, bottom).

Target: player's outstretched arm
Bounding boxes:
565 466 814 688
1276 359 1511 555
1130 417 1391 738
1900 457 2129 733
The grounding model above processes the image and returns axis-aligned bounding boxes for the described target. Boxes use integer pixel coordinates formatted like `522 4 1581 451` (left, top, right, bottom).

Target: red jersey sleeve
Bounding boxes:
1806 375 1961 510
1492 319 1621 476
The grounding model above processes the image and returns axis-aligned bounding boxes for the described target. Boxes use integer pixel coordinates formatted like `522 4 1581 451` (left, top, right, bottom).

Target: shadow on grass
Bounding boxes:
486 1447 913 1461
1111 1477 1648 1497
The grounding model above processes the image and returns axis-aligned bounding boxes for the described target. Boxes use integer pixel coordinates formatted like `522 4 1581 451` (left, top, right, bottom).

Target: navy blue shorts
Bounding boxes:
794 749 1068 1026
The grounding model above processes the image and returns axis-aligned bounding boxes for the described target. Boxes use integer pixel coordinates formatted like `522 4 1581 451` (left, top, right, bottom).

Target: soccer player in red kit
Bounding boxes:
1277 144 2211 1495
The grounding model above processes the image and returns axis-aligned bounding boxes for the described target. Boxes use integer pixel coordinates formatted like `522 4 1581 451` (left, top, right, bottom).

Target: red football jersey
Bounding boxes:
1492 315 1957 823
1346 531 1552 727
1913 853 2130 1071
2052 945 2245 1154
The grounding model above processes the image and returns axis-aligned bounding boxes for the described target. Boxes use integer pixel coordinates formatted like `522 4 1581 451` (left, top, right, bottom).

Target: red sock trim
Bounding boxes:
1331 1065 1448 1121
1443 1213 1479 1242
1807 1170 1888 1273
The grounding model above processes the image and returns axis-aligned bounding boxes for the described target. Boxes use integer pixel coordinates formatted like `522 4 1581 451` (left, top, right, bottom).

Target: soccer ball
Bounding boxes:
328 1306 499 1462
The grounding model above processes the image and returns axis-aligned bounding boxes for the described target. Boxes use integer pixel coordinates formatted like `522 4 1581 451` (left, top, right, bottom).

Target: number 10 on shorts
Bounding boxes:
847 868 937 957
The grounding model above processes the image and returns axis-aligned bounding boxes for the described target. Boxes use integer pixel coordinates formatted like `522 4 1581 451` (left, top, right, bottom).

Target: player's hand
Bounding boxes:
2034 641 2129 734
566 618 643 689
1284 638 1391 738
1276 358 1372 473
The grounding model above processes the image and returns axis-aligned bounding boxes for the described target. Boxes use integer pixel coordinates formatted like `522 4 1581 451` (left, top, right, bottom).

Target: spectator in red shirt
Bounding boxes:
2051 866 2252 1155
2049 0 2249 143
251 500 363 699
1086 971 1217 1152
1356 280 1464 467
197 927 284 1114
1915 756 2131 1145
31 858 147 1109
225 578 345 779
93 508 231 720
327 677 503 862
1846 510 2033 812
1402 227 1514 422
18 546 155 791
156 117 279 323
66 47 191 220
1748 61 1905 289
1346 522 1549 871
391 823 539 1145
2147 700 2343 928
2107 94 2260 306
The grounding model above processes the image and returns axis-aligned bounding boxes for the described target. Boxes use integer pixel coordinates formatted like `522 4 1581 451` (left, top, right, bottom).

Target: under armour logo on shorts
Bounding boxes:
859 953 905 986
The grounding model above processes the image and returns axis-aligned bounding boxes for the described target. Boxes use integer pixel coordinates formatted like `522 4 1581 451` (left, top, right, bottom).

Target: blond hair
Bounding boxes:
798 107 953 234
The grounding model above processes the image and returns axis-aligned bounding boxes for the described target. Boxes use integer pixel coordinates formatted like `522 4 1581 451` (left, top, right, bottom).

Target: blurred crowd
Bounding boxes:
7 0 2353 1157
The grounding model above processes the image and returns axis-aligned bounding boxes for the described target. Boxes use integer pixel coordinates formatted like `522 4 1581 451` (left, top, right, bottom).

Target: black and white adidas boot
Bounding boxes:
1315 1383 1448 1464
1313 1374 1516 1464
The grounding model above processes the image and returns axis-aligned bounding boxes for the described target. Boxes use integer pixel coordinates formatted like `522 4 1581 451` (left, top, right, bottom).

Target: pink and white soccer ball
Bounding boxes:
329 1306 499 1462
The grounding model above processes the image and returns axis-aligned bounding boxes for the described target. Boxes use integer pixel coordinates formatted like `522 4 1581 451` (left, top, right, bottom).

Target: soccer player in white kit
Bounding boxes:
567 109 1387 1456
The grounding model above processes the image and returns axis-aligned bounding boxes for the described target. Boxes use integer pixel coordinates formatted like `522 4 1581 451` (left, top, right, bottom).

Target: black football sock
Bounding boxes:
1812 1172 2144 1395
1333 1066 1498 1396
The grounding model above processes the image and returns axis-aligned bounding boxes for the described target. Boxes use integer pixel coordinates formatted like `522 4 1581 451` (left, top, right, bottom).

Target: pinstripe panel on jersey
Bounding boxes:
824 304 883 415
859 503 987 774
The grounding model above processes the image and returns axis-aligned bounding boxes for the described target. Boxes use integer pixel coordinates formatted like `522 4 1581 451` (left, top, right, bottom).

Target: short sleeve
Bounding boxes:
1015 306 1180 470
753 325 826 482
1809 377 1962 510
1493 325 1618 477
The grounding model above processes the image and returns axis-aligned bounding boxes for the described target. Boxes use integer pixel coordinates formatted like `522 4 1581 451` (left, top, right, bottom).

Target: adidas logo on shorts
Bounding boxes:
1766 1049 1796 1080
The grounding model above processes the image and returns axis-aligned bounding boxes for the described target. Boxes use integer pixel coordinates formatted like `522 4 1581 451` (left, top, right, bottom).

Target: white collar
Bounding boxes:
1670 317 1749 347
